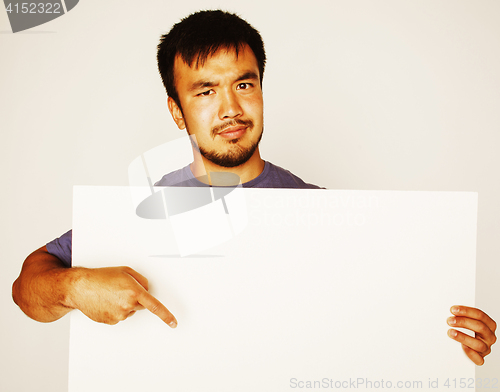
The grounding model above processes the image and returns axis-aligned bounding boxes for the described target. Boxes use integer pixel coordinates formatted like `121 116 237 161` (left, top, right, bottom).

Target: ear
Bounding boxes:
167 96 186 130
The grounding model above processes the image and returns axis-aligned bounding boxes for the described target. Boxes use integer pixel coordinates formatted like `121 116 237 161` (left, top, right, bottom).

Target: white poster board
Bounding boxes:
69 187 476 391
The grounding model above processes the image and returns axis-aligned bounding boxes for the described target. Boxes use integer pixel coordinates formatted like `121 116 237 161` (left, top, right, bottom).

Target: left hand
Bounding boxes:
447 305 497 365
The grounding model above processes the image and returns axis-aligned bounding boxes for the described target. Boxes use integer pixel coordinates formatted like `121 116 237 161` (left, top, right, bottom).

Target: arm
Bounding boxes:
447 305 497 365
12 246 177 327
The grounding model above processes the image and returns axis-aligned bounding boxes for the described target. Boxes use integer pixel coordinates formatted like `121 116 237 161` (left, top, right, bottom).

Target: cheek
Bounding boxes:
183 103 218 139
243 95 264 118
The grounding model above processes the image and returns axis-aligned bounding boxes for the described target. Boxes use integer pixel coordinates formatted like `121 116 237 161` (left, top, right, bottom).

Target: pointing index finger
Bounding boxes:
138 290 177 328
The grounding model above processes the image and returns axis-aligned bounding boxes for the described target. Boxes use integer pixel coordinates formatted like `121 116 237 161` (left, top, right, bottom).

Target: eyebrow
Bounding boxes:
188 71 259 92
189 80 217 92
235 71 259 83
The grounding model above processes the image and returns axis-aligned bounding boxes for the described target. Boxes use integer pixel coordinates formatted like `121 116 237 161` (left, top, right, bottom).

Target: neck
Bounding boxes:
190 148 265 185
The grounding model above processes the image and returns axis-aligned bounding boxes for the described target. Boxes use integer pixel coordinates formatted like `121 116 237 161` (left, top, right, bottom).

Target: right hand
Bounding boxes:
69 266 177 327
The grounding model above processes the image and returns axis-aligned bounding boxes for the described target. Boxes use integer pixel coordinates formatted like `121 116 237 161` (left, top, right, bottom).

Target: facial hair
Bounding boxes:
195 119 263 168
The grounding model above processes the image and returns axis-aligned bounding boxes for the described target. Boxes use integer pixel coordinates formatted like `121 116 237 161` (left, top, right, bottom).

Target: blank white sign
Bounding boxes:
70 187 476 391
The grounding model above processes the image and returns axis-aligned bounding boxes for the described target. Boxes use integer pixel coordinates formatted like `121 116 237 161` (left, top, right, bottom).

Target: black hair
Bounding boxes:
157 10 266 108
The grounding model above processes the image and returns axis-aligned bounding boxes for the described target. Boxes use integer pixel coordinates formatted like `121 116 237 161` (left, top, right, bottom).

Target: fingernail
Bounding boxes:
452 306 460 314
169 320 177 328
448 329 458 338
448 317 456 325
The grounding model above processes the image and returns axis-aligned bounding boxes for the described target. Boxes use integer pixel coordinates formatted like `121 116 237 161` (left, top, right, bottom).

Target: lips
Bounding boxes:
217 125 247 139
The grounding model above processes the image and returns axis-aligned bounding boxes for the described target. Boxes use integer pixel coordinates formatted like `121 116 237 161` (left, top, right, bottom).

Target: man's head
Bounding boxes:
157 10 266 109
157 10 266 169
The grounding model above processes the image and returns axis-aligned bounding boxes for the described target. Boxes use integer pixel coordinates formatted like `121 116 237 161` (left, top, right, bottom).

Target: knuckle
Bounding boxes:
477 341 489 353
118 293 139 312
478 322 488 334
149 302 160 315
122 266 135 276
119 302 134 313
478 314 488 325
117 313 128 321
123 288 139 300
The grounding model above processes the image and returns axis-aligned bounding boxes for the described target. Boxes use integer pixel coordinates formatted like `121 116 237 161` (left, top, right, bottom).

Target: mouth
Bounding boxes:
217 125 248 140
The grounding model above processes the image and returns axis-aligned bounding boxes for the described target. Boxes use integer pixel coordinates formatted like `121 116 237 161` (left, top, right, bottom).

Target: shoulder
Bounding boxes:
244 161 323 189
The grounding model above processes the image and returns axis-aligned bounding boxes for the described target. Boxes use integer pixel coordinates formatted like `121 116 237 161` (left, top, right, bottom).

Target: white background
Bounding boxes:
1 1 499 390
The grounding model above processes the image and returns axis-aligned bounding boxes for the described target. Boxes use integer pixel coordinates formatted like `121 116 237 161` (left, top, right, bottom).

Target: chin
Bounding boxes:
201 145 258 168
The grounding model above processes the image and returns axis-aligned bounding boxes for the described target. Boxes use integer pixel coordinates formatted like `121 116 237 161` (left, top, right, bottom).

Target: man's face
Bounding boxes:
168 44 264 168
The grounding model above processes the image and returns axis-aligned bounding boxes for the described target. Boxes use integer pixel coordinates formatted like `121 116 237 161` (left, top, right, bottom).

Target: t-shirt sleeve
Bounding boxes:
46 229 72 267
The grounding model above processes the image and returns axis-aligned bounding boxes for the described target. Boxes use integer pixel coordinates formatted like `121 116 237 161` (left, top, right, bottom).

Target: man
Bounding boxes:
12 10 496 366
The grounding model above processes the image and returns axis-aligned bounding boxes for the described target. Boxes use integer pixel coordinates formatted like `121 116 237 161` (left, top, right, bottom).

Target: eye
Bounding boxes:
197 89 214 97
237 82 253 90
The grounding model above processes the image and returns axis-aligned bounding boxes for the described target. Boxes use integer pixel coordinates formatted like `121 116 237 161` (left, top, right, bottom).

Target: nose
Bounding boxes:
218 89 243 120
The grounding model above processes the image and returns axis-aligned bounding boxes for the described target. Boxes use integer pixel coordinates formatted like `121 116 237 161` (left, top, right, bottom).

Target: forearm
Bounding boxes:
12 246 82 322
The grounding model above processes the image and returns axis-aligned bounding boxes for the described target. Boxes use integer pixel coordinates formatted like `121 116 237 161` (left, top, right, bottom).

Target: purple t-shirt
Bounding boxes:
46 161 322 266
155 161 321 188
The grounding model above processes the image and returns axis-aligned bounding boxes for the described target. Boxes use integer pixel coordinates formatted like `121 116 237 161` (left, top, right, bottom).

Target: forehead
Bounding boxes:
173 44 259 89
